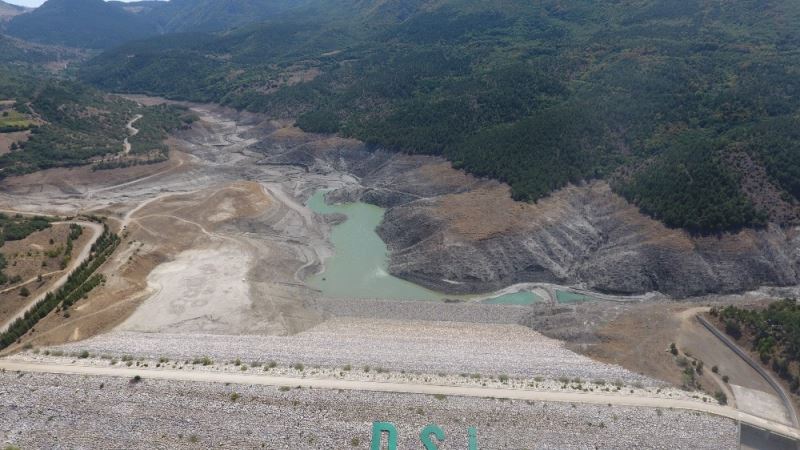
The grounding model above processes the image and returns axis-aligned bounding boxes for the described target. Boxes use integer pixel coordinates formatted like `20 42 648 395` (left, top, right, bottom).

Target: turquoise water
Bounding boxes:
306 191 444 300
482 291 541 305
306 190 540 304
555 290 594 303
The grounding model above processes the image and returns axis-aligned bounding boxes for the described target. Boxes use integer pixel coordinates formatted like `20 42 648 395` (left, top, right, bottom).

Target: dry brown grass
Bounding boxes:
2 181 274 352
0 130 31 155
0 223 94 324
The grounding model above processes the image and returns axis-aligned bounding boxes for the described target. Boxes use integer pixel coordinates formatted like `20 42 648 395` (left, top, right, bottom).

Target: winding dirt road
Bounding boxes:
0 221 104 334
1 359 798 440
122 114 142 155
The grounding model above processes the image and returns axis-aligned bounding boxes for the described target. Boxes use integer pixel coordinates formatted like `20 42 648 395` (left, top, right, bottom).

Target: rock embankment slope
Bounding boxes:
46 317 654 383
0 371 738 449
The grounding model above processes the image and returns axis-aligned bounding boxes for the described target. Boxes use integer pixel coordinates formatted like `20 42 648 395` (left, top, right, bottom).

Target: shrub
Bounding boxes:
192 356 213 366
499 374 509 383
722 375 729 383
724 320 742 340
293 363 304 371
19 287 29 297
714 391 728 405
230 392 241 402
711 365 719 374
670 343 678 355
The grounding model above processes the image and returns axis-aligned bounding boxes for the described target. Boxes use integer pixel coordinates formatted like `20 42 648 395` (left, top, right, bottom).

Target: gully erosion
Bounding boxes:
1 98 798 342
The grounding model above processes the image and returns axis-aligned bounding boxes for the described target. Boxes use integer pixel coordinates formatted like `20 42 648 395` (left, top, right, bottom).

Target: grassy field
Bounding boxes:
0 109 36 132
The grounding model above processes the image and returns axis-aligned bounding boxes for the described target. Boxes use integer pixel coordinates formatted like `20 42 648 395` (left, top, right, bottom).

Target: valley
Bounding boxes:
1 0 800 448
0 97 797 448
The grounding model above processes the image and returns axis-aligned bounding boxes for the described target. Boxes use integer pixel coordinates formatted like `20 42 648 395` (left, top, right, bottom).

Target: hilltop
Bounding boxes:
4 0 158 48
0 0 27 20
80 0 800 233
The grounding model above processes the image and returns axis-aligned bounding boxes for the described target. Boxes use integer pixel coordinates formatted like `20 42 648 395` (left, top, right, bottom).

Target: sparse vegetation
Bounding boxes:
192 356 213 366
0 225 120 350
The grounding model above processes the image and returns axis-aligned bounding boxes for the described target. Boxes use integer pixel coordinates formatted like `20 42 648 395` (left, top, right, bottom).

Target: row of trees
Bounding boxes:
0 225 120 350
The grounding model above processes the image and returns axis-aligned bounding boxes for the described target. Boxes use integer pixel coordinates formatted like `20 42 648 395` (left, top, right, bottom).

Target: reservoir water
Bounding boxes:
306 191 540 304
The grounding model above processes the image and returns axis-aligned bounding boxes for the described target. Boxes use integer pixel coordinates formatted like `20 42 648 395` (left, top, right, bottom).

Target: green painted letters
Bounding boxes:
371 422 398 450
420 423 446 450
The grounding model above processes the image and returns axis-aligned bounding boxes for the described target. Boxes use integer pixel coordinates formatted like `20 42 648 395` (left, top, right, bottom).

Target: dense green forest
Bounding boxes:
4 0 158 49
129 104 196 156
714 300 800 394
75 0 800 232
3 0 341 49
0 213 52 244
0 68 190 176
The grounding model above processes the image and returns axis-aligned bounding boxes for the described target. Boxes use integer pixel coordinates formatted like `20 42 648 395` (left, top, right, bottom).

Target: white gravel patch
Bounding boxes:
0 371 738 449
49 318 656 384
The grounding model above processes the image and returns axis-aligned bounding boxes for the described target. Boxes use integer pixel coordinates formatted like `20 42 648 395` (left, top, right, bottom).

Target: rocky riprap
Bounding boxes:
0 371 737 449
48 317 654 384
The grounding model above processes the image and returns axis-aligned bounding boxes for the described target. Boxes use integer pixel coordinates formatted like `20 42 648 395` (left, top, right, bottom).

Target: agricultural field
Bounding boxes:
0 106 36 133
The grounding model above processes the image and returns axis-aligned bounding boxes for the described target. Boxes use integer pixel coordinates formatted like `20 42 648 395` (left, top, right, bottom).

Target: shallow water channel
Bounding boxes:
306 191 540 304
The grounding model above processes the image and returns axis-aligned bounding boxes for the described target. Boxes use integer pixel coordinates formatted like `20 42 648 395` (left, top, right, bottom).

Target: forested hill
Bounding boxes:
3 0 341 49
81 0 800 233
5 0 158 49
0 0 27 20
0 34 85 66
0 68 191 176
